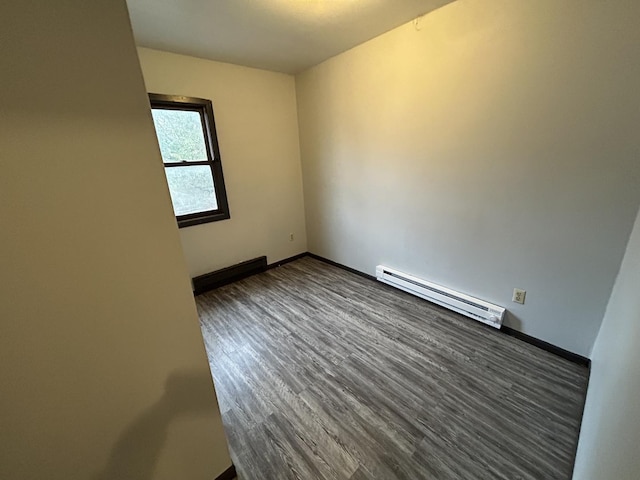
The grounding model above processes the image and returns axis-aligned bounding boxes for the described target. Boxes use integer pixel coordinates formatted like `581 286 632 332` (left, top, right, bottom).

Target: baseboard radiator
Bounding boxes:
376 265 505 329
192 256 267 295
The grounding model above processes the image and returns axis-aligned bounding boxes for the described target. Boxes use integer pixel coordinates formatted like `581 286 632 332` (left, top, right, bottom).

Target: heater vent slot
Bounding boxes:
383 270 488 312
376 265 505 329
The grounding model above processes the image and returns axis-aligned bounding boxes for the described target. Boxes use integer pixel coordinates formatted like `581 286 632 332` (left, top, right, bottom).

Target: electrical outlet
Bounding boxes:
512 288 526 304
289 233 294 242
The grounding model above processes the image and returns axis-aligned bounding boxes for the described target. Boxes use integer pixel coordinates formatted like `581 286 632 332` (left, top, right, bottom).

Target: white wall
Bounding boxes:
572 204 640 479
0 2 231 479
295 0 640 356
137 48 307 278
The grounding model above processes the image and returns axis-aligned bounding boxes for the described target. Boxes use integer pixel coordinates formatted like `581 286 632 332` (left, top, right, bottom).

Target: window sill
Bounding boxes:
177 210 230 228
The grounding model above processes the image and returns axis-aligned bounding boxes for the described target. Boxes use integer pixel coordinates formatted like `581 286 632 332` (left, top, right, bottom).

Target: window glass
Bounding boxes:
164 166 218 216
151 109 208 163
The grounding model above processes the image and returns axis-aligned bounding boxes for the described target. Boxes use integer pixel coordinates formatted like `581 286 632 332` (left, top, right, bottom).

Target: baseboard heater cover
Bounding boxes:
193 256 267 295
376 265 505 328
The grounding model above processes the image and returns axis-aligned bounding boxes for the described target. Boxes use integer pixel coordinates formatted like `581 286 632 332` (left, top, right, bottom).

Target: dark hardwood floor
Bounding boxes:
196 257 588 480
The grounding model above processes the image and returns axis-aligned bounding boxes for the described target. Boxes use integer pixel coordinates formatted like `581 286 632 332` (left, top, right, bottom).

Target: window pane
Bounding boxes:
165 166 218 216
151 109 208 162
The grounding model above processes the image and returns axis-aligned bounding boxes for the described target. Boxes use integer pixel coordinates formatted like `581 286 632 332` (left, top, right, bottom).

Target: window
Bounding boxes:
149 93 230 228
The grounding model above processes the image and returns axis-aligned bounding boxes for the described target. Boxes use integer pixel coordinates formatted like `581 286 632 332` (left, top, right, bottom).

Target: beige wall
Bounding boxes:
137 48 307 278
0 2 231 479
295 0 640 356
573 205 640 479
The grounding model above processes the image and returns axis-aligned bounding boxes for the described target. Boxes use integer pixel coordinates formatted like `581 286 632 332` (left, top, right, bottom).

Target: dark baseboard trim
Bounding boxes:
307 253 377 281
193 256 267 295
501 326 590 367
215 464 236 480
267 252 309 269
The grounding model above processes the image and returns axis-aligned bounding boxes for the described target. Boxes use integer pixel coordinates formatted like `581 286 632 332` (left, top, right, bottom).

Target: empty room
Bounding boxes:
2 1 639 480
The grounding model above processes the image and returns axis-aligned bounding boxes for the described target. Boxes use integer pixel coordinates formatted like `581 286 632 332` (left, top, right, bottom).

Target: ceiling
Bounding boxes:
126 0 455 74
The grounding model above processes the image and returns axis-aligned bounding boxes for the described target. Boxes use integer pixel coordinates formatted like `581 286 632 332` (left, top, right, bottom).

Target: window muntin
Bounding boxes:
149 94 230 227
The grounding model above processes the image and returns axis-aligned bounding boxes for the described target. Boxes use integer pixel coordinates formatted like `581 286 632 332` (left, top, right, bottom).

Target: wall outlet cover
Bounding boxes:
512 288 526 304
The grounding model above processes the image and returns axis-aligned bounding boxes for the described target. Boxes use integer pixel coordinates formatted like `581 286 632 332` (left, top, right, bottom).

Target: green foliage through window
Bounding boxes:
151 109 208 163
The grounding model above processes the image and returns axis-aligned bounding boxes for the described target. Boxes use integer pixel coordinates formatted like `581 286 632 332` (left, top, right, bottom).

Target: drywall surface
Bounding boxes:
572 205 640 478
0 2 231 479
295 0 640 356
137 48 307 277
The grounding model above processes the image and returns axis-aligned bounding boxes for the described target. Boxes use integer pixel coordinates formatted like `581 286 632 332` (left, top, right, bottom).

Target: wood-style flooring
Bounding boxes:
196 257 588 480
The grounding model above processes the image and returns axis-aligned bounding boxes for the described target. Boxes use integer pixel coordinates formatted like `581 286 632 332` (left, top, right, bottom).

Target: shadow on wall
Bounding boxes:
502 311 523 331
94 369 216 480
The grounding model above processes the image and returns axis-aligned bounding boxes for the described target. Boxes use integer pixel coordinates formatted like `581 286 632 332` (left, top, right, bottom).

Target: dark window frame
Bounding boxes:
149 93 230 228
